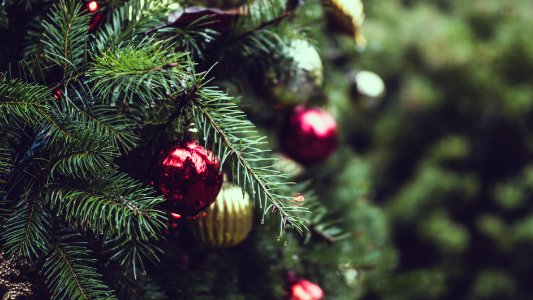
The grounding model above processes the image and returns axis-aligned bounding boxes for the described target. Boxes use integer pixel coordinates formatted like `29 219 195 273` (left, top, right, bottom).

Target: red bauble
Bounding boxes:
154 141 223 217
289 279 324 300
280 106 338 165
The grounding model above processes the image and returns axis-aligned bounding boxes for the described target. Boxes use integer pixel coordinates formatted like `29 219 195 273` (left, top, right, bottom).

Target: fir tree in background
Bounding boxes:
354 0 533 299
0 0 390 299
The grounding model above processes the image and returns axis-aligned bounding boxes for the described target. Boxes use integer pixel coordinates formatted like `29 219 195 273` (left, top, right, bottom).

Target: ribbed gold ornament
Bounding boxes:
323 0 366 48
189 183 254 247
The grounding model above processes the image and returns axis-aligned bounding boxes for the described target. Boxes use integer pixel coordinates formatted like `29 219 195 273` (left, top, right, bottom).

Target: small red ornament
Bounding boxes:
280 106 338 165
170 212 182 220
87 1 98 12
289 279 324 300
154 141 223 217
53 89 63 100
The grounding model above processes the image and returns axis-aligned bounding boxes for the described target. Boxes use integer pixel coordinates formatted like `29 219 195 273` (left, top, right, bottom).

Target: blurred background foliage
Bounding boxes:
330 0 533 299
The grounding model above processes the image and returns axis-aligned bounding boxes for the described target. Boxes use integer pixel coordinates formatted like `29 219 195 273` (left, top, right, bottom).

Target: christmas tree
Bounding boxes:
0 0 390 299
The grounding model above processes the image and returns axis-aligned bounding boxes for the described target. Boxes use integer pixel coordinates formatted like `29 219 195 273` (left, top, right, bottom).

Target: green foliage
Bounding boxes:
88 39 188 105
0 143 12 177
50 101 140 152
93 0 169 52
41 0 90 77
0 78 52 127
356 0 533 298
51 145 117 179
387 166 479 222
47 173 166 275
2 187 52 262
157 15 219 59
371 269 447 300
42 231 117 300
419 209 469 253
469 270 516 299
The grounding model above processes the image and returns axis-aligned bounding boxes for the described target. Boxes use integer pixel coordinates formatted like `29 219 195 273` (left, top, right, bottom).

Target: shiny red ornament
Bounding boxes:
289 279 324 300
87 1 98 12
154 141 223 217
53 89 62 100
280 106 338 165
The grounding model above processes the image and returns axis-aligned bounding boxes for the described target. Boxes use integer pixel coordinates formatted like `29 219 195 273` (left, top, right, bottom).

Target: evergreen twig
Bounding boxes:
42 231 117 300
2 187 52 262
41 0 90 77
190 85 309 236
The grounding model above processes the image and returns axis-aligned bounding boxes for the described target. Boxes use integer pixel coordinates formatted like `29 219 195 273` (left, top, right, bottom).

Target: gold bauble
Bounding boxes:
323 0 366 48
189 183 254 247
266 39 323 106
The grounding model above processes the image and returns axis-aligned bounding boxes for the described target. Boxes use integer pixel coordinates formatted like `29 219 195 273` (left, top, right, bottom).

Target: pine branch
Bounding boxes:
41 0 90 77
0 144 12 177
35 108 76 146
93 0 168 53
2 187 52 262
42 231 117 300
300 186 350 244
47 177 164 238
157 15 220 59
0 78 53 127
14 83 140 154
50 101 140 152
46 172 166 276
87 39 188 105
190 85 308 236
50 146 118 180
